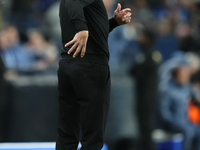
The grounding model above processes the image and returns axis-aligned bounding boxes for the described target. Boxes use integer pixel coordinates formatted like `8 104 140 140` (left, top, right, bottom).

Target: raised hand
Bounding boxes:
114 3 132 25
65 30 89 58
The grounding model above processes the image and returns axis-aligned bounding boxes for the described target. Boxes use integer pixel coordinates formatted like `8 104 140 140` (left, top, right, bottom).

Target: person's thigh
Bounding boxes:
56 59 80 150
70 61 111 150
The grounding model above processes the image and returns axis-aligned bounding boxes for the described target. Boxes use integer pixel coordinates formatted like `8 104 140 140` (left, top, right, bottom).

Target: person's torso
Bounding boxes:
167 82 191 123
59 0 109 58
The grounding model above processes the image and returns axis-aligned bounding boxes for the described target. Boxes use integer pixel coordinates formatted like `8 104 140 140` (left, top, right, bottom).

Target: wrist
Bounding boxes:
110 17 119 26
78 30 89 35
78 30 89 33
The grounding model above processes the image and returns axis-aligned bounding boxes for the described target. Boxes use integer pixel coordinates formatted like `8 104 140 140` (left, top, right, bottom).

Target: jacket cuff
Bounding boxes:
109 18 119 29
73 21 88 32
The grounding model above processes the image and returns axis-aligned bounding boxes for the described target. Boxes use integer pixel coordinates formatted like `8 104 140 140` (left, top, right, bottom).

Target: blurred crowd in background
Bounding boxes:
1 0 200 150
0 0 59 77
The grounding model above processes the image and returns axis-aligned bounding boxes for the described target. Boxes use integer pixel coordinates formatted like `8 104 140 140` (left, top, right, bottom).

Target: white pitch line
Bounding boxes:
0 143 56 148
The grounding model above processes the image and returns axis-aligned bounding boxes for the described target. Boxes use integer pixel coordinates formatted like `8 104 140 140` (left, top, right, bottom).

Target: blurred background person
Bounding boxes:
0 26 34 76
130 29 161 150
158 52 200 150
25 29 58 72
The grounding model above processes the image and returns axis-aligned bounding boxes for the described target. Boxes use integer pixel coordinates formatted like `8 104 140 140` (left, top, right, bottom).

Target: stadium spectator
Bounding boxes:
0 26 33 73
158 52 200 150
25 29 58 71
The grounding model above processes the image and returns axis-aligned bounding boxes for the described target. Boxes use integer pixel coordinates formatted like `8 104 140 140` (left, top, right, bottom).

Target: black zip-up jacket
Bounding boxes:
59 0 119 64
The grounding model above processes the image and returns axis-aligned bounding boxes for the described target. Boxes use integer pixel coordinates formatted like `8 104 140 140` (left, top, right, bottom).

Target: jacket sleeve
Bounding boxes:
109 18 119 32
65 0 95 32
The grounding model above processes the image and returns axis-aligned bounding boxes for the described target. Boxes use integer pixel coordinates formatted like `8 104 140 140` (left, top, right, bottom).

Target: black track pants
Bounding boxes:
56 58 110 150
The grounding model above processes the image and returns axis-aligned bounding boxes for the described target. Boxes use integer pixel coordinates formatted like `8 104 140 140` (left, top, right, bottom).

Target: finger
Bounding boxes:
123 12 132 19
123 16 131 24
120 11 130 18
126 18 131 23
125 16 131 21
126 15 131 21
122 15 130 22
80 46 86 58
126 12 132 17
115 3 121 13
68 43 77 54
65 40 75 47
73 45 82 58
122 8 131 13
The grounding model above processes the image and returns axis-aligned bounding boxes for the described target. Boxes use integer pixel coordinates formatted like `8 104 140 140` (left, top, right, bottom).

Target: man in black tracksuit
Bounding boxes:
56 0 131 150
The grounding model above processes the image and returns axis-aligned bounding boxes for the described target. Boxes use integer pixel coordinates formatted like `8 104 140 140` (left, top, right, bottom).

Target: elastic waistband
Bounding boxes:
61 53 109 65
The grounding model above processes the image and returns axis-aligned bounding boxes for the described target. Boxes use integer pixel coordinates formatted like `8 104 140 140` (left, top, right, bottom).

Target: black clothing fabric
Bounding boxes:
0 56 5 79
130 48 160 150
59 0 118 60
56 58 110 150
11 0 33 13
0 56 5 141
57 0 118 149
